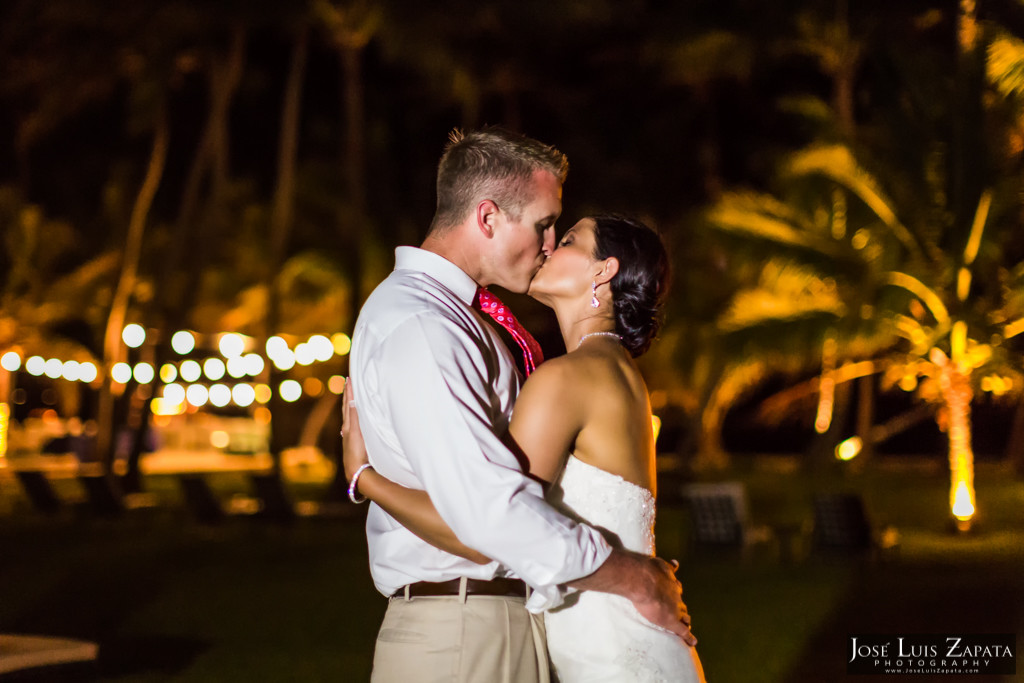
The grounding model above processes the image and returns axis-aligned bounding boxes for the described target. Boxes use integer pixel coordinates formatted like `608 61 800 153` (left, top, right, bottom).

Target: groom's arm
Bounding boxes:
373 315 612 608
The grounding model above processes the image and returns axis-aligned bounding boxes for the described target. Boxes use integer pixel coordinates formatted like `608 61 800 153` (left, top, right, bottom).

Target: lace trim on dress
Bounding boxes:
556 456 656 556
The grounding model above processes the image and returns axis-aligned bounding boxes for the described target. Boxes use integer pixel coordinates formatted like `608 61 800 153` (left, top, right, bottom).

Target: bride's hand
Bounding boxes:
341 378 369 481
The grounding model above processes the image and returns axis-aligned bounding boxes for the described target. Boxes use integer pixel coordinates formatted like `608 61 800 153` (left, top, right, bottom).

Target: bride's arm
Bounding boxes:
342 382 491 565
341 357 581 563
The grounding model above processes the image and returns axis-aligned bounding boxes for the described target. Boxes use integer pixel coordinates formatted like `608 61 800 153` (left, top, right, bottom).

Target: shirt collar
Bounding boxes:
394 246 479 305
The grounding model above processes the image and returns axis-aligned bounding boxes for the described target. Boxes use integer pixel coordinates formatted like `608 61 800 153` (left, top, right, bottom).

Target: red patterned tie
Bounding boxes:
474 288 544 376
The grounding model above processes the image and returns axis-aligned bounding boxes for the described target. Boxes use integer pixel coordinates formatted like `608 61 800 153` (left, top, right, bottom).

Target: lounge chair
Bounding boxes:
13 470 62 516
681 481 774 556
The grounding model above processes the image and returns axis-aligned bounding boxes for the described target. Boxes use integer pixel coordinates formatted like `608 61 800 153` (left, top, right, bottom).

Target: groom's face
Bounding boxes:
490 169 561 293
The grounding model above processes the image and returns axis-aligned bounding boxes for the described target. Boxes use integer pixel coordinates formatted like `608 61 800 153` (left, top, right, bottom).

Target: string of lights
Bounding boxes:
0 327 353 413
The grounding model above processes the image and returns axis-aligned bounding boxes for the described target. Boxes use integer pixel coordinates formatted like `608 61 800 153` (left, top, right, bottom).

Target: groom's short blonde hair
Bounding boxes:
428 127 568 236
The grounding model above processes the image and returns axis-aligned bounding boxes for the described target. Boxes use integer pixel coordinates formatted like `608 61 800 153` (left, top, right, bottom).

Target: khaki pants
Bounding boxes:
370 583 549 683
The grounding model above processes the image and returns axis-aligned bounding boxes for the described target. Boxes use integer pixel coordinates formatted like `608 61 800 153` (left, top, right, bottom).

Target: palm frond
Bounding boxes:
987 33 1024 98
43 251 120 310
660 30 753 85
705 192 840 256
717 258 846 330
884 271 951 330
784 145 925 260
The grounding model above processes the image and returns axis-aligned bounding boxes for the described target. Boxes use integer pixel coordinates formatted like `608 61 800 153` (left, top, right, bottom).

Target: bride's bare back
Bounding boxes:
508 336 657 495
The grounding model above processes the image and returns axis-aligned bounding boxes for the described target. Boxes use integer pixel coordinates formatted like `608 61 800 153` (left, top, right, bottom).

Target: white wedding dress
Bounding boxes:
544 456 706 683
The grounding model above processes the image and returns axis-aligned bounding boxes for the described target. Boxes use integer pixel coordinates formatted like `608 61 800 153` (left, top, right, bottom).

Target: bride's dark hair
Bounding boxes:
590 215 670 358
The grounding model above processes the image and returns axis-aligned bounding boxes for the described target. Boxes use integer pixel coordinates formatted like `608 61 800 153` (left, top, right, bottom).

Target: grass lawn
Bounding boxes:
1 459 1021 682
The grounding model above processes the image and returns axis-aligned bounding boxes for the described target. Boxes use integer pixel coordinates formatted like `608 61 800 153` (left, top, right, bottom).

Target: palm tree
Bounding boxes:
0 191 118 461
704 140 1024 524
695 185 892 470
95 96 169 475
254 20 312 477
686 2 1024 527
313 0 383 330
119 24 249 492
983 24 1024 476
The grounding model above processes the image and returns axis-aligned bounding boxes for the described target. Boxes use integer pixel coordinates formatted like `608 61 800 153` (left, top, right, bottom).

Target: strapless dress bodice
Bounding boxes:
546 455 655 555
543 455 705 682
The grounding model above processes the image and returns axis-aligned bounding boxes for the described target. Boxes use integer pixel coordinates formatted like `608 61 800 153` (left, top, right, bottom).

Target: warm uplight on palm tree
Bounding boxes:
705 139 1017 523
835 436 862 461
815 336 838 433
952 480 976 522
0 402 9 462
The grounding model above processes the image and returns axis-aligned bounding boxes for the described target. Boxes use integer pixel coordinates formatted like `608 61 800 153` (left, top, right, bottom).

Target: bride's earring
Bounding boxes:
591 281 600 308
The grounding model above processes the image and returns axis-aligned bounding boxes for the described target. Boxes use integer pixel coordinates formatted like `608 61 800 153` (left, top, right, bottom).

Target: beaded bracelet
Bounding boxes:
348 463 373 504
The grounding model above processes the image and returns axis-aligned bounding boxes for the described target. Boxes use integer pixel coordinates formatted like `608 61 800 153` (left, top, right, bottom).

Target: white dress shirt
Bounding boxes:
349 247 612 612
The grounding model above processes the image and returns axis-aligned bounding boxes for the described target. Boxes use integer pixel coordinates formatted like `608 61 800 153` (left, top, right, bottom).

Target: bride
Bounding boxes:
343 215 706 683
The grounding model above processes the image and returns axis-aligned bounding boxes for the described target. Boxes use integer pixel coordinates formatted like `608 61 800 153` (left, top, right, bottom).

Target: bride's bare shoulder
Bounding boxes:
531 348 610 376
528 349 633 399
518 352 598 401
519 353 576 392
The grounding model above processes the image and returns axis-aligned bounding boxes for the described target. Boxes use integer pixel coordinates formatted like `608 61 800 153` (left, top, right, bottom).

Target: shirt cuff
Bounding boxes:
523 538 613 614
525 584 575 613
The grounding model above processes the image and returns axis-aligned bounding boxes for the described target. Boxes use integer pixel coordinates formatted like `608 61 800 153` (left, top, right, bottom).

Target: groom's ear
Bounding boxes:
476 199 499 238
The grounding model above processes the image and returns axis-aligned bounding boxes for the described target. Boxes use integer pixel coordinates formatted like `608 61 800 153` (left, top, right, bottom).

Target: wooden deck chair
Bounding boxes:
178 475 226 525
249 473 295 524
811 492 899 560
682 482 773 556
77 473 125 517
14 470 63 516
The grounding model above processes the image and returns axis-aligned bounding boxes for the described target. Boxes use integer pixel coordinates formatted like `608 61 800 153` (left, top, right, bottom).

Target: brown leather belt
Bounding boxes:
392 577 527 599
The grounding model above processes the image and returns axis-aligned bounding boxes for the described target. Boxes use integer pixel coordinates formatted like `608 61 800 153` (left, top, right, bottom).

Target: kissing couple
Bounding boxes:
341 127 706 683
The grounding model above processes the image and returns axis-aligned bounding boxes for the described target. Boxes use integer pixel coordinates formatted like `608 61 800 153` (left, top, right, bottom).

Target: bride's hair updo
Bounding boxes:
590 215 670 358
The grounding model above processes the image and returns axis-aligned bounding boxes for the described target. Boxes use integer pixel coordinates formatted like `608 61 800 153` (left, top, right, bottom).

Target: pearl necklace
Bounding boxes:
577 331 622 350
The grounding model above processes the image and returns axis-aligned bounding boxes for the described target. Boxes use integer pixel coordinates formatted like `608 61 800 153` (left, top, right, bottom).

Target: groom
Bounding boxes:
347 127 694 682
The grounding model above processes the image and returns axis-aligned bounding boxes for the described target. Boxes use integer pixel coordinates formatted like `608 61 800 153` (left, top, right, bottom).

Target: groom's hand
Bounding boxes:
567 549 697 647
632 555 697 647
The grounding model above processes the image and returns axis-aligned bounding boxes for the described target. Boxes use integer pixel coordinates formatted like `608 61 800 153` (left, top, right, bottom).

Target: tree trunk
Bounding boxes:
121 394 153 493
809 379 851 470
325 39 368 497
694 381 731 470
262 26 309 476
96 101 169 474
342 44 366 219
340 41 369 325
853 373 875 465
455 68 481 129
122 30 247 491
162 26 246 317
1005 395 1024 477
835 68 855 136
953 0 985 229
298 393 340 449
832 0 857 138
943 366 976 524
687 356 729 470
697 86 723 200
269 27 307 265
0 367 12 462
210 26 246 205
